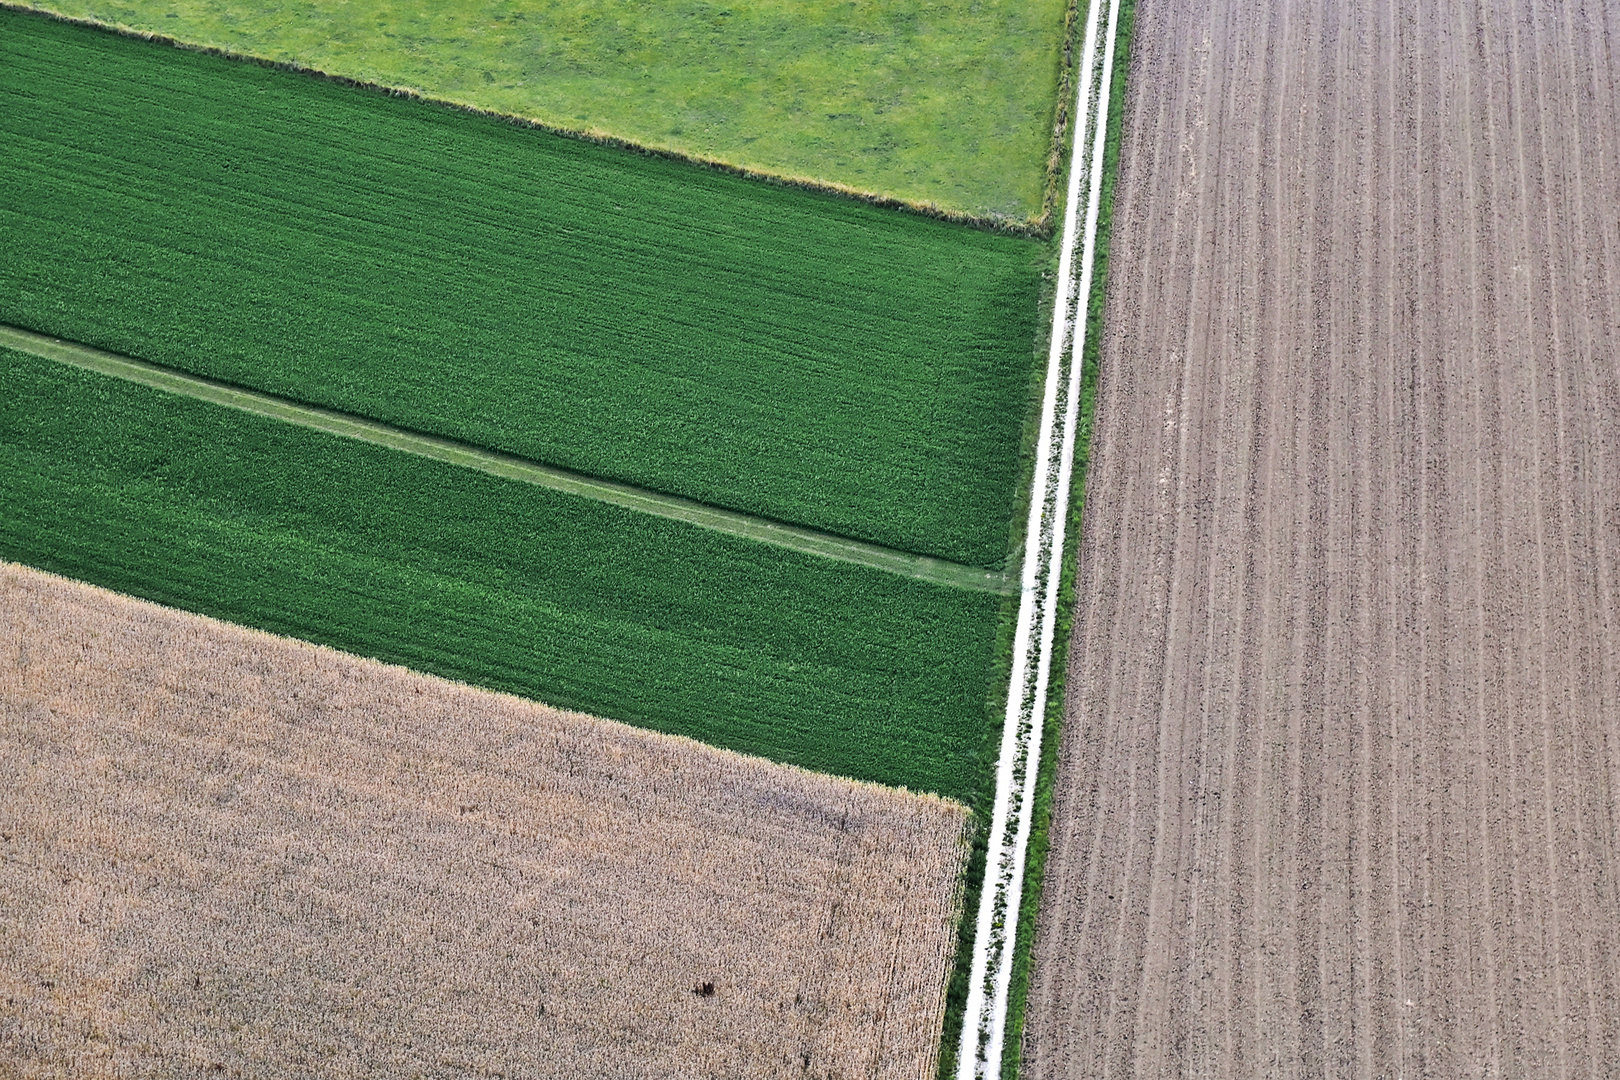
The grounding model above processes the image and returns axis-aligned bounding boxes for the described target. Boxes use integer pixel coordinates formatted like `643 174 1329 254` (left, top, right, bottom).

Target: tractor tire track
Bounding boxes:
0 324 1010 596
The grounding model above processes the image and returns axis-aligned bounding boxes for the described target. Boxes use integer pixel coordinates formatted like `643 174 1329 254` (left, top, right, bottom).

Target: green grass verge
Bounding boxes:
0 8 1045 568
0 346 1004 803
997 1 1135 1073
15 0 1069 220
930 227 1067 1080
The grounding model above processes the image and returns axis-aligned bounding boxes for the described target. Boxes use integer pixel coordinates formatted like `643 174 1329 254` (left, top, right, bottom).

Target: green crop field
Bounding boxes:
0 9 1046 568
0 346 1005 803
18 0 1070 221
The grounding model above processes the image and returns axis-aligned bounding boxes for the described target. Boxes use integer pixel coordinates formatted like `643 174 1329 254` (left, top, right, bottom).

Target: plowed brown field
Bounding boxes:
1027 0 1620 1076
0 563 966 1080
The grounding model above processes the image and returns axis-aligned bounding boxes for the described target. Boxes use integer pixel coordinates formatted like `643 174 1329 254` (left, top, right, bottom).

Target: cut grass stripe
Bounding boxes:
0 324 1013 596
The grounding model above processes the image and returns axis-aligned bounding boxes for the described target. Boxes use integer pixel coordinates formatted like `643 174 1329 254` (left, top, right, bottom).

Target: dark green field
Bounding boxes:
0 346 1004 803
0 9 1044 568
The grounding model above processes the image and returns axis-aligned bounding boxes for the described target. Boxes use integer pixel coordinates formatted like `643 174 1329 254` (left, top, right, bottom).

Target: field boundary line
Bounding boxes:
0 324 1013 596
956 0 1124 1074
3 1 1052 237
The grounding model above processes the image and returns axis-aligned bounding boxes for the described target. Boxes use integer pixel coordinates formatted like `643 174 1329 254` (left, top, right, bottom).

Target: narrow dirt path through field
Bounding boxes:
1027 0 1620 1075
0 325 1010 595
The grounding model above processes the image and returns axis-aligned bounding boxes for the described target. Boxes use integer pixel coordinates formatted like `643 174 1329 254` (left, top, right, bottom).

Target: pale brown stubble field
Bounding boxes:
1028 0 1620 1076
0 562 967 1079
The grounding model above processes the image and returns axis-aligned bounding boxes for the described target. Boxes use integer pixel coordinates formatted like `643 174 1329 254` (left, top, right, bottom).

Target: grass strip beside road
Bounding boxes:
11 0 1069 221
0 325 1009 597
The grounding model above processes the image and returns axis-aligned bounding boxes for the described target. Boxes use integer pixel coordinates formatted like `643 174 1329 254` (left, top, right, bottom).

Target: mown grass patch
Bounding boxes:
0 347 1005 803
15 0 1069 220
0 8 1045 567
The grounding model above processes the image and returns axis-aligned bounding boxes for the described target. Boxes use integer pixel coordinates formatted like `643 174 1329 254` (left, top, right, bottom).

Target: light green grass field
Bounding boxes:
21 0 1070 221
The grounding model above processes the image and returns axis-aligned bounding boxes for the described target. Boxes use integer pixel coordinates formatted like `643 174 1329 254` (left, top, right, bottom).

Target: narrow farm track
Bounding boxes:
0 325 1010 596
957 0 1122 1074
1028 0 1620 1076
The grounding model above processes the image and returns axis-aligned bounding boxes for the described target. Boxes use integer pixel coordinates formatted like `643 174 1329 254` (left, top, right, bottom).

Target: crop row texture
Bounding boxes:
0 10 1045 568
0 348 1003 803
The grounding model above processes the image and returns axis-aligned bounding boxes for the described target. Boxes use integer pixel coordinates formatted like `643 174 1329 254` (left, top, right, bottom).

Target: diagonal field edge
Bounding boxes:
0 324 1013 596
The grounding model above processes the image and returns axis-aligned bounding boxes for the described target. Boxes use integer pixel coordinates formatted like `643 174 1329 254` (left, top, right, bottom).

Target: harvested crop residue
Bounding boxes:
0 562 967 1079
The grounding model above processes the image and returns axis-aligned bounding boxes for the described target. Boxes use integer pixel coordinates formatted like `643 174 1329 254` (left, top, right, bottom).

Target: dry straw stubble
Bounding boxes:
0 562 969 1079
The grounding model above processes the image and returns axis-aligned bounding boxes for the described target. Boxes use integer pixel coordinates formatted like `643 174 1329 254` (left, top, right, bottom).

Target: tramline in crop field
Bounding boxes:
0 2 1120 1076
0 9 1048 567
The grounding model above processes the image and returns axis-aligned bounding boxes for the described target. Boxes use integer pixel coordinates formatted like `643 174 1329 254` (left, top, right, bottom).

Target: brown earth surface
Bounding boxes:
1027 0 1620 1076
0 563 967 1080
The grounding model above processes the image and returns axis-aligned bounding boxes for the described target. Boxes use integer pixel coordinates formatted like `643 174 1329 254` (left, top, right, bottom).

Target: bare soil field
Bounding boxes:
0 562 967 1079
1027 0 1620 1076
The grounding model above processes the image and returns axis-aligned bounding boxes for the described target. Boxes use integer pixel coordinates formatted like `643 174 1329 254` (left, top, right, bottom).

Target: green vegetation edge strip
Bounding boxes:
0 324 1012 596
953 0 1125 1072
996 0 1137 1072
